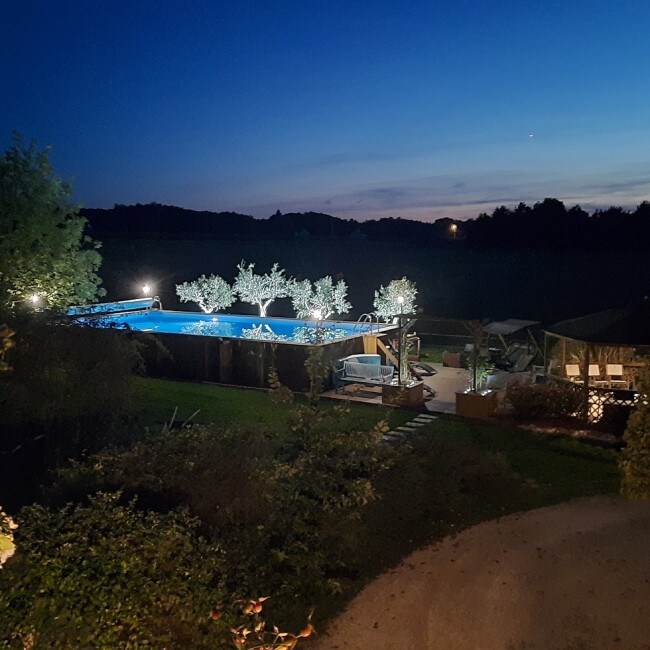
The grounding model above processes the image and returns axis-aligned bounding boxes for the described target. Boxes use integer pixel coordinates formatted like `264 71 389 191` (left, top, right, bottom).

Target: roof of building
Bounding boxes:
544 297 650 347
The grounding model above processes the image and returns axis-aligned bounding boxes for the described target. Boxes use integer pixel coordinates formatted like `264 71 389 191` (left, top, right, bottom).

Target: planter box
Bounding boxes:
382 381 424 408
455 390 498 419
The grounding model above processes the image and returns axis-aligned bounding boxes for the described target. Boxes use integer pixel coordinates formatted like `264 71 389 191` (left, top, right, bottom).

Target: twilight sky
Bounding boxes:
3 0 650 221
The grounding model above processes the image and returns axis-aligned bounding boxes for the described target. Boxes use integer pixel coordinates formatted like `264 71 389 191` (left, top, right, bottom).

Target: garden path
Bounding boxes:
315 496 650 649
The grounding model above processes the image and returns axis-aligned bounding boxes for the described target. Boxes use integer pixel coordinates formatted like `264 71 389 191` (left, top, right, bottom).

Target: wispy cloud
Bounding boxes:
246 163 650 222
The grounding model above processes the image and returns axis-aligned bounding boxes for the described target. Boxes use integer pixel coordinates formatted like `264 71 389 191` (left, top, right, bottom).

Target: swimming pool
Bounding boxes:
69 301 394 389
72 307 387 344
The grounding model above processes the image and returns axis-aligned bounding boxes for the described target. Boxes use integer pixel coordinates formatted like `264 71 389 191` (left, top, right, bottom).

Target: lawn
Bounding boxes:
132 376 417 432
133 376 620 606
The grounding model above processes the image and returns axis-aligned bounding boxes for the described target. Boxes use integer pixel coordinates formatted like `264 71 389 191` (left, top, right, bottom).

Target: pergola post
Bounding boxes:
582 345 591 420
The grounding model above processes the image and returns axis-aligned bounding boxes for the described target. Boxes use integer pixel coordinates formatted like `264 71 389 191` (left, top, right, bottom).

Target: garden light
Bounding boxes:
312 309 323 320
29 293 40 304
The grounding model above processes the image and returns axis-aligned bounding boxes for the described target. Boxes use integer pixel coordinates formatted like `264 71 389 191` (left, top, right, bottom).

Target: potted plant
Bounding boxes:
456 359 497 419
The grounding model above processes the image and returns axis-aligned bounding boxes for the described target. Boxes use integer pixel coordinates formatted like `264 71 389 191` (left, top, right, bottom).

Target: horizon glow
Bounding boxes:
2 1 650 222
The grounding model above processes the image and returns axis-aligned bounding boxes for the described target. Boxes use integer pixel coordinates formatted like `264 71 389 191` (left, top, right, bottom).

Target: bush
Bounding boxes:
0 313 142 454
620 366 650 499
48 425 272 532
45 405 398 629
506 381 582 420
0 493 229 648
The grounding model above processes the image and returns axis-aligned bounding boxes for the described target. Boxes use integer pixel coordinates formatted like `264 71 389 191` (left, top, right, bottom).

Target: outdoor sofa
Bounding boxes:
332 354 395 392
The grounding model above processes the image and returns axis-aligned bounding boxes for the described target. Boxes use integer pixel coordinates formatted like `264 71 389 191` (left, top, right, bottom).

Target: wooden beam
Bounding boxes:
362 335 377 354
376 337 399 367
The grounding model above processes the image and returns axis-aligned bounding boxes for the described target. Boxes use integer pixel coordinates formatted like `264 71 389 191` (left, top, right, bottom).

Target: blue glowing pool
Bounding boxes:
69 300 393 389
70 300 389 344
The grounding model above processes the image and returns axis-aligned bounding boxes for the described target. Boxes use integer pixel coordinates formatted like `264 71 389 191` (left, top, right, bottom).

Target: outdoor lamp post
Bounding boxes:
142 284 151 297
397 295 405 385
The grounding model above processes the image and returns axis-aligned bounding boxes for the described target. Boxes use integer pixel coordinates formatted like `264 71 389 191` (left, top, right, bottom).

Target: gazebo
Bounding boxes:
543 297 650 422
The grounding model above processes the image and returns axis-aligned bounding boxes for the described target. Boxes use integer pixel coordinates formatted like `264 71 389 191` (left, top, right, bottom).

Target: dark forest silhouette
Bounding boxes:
82 198 650 250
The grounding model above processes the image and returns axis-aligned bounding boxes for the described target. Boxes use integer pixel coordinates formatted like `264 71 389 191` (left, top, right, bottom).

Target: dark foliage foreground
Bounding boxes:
0 403 398 648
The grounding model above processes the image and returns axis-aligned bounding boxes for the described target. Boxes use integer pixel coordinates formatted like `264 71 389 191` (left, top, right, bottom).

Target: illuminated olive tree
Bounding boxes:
373 277 418 384
372 277 417 322
233 261 291 317
290 276 352 319
175 274 235 313
0 135 103 310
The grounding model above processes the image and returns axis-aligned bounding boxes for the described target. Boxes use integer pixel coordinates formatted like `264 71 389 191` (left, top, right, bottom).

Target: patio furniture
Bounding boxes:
605 364 629 389
565 364 581 382
510 353 534 373
442 350 464 368
590 364 608 386
332 354 395 392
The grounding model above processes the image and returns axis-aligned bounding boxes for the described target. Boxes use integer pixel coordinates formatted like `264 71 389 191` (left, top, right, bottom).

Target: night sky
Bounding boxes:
3 0 650 221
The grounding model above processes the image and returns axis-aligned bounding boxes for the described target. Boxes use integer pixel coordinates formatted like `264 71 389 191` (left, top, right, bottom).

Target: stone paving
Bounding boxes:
382 412 438 442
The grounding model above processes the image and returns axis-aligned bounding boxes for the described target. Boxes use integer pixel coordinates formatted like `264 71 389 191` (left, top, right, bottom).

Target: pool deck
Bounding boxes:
322 363 471 414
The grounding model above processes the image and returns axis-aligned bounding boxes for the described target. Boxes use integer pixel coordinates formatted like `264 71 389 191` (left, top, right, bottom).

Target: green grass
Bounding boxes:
132 377 417 432
350 415 619 574
96 377 623 625
419 344 463 363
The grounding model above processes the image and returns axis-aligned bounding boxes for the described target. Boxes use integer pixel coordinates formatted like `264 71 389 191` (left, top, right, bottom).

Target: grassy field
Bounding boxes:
132 376 417 432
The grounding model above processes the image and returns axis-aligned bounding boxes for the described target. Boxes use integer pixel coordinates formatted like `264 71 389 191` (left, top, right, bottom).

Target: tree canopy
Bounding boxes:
176 274 235 313
290 276 352 319
0 135 104 310
373 277 417 322
233 261 291 317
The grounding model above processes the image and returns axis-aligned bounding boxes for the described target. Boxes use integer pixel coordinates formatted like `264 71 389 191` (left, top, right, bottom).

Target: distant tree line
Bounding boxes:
81 198 650 250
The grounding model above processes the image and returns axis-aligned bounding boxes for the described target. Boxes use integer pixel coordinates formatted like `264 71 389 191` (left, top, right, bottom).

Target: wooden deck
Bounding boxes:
322 363 471 414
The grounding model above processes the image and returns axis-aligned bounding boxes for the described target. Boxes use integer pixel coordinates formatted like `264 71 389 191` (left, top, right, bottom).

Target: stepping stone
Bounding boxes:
396 425 418 433
413 414 437 421
382 432 403 442
408 421 426 427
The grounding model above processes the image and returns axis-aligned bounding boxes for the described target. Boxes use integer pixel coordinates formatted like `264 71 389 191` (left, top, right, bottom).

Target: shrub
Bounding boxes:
0 313 142 454
506 381 581 420
620 365 650 499
45 404 398 629
47 425 272 532
0 493 229 648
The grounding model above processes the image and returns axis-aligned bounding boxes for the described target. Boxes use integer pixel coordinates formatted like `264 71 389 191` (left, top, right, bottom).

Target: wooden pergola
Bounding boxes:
543 297 650 419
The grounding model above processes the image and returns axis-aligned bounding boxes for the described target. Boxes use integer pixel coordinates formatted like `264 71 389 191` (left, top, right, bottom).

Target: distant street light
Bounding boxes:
142 284 151 296
449 223 458 238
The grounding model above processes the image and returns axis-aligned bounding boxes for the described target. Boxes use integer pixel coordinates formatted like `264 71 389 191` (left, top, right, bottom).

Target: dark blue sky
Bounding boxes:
3 0 650 221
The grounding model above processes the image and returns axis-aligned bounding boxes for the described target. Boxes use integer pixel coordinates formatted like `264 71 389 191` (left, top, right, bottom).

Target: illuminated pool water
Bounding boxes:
72 308 387 344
